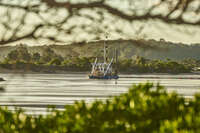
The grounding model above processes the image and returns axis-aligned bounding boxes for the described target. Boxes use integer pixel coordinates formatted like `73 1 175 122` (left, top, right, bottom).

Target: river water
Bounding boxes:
0 73 200 115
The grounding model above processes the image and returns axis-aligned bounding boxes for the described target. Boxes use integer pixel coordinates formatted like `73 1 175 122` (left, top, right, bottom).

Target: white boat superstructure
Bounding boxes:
89 40 119 79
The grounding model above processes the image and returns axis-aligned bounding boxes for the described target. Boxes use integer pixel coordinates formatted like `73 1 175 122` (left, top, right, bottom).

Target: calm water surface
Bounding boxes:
0 73 200 114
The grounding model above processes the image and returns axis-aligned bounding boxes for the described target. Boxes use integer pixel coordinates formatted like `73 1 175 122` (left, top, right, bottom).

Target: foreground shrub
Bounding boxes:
0 83 200 133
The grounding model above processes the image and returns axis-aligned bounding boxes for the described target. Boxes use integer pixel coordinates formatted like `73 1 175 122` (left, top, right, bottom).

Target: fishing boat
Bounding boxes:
89 40 119 79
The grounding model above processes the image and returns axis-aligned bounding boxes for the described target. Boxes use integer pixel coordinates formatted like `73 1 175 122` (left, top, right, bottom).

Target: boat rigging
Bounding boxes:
89 39 119 79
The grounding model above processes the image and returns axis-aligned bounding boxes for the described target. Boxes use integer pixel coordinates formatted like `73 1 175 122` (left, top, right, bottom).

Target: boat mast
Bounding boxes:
115 48 118 76
91 58 98 74
104 37 107 64
104 58 113 76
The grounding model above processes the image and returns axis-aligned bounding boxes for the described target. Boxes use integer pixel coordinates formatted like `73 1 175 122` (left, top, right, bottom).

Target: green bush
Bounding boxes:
0 83 200 132
7 45 31 62
32 53 41 62
49 58 62 66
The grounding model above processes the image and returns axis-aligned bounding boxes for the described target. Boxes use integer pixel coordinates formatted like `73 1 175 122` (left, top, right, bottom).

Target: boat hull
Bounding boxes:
89 75 119 79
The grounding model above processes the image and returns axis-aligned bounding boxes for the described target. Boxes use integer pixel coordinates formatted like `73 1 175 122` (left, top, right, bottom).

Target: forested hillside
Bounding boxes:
0 39 200 61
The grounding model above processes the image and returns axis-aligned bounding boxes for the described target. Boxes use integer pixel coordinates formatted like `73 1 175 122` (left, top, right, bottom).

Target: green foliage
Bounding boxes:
1 58 10 64
62 57 92 70
7 45 31 62
118 57 192 74
17 45 31 62
49 58 62 66
40 47 63 63
15 60 28 69
0 83 200 132
7 50 18 61
32 53 41 62
3 46 195 73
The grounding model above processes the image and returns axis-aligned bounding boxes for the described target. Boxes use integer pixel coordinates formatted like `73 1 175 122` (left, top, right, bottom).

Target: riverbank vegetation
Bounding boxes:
0 45 199 74
1 83 200 132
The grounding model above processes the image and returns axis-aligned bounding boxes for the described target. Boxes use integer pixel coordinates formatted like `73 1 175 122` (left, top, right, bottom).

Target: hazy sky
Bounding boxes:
11 21 200 46
1 0 200 45
142 22 200 44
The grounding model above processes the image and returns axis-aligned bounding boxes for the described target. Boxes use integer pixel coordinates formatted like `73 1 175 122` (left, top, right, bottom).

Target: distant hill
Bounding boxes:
0 39 200 61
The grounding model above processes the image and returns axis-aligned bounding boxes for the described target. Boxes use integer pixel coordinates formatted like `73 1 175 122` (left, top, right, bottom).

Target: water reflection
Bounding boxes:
0 73 200 114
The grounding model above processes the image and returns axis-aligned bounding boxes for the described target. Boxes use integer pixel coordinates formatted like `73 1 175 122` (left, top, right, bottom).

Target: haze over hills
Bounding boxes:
0 39 200 61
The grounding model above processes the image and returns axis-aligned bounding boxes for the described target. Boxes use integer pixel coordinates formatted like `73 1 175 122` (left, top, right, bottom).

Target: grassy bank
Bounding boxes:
1 83 200 132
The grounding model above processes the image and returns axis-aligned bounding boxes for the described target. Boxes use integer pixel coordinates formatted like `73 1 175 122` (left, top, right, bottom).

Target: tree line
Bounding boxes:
0 45 198 74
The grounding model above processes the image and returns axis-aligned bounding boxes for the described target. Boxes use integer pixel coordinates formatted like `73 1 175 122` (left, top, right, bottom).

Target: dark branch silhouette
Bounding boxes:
0 0 199 45
41 0 200 25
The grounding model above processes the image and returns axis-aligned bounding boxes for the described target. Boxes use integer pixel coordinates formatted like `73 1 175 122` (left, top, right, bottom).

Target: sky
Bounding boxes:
142 22 200 44
1 0 200 45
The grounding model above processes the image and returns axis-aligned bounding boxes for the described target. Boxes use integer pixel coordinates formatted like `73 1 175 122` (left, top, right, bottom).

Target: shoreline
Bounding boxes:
0 69 198 75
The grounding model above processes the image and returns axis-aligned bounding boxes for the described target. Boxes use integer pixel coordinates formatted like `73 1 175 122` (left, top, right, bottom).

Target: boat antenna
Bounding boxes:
104 36 108 64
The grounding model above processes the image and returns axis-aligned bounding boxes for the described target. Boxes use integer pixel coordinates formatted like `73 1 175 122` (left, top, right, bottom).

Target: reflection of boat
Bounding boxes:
89 40 119 79
0 78 5 81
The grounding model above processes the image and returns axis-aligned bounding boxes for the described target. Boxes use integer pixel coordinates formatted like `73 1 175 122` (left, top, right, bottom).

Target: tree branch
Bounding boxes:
0 24 43 45
41 0 200 26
